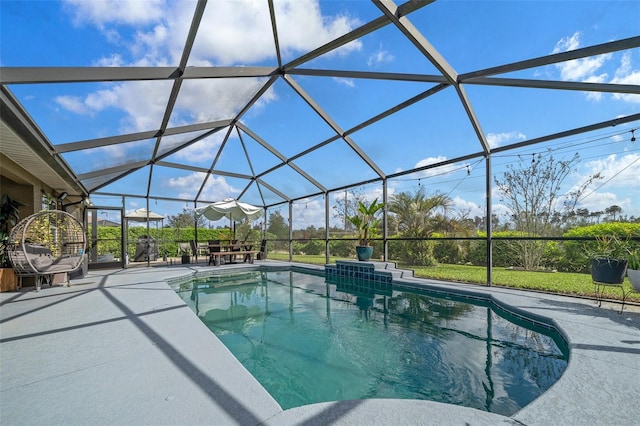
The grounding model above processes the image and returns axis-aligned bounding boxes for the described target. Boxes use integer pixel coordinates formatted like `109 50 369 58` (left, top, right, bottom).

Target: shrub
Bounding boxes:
562 223 640 273
300 239 324 255
433 239 462 264
470 231 556 269
329 239 354 257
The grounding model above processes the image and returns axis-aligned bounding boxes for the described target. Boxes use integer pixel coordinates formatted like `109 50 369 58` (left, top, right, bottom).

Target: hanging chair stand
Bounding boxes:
8 210 86 291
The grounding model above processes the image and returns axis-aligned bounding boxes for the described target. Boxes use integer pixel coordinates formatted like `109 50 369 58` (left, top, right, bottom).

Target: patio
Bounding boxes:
1 262 639 425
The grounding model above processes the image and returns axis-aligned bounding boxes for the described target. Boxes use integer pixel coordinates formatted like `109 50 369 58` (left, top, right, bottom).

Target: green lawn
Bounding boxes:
268 253 640 303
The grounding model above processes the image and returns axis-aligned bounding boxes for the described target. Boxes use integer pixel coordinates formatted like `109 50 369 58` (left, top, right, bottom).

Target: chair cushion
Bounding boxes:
31 254 54 269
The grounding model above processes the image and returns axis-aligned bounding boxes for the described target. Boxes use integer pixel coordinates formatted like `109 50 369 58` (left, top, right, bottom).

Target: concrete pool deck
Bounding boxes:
1 261 639 425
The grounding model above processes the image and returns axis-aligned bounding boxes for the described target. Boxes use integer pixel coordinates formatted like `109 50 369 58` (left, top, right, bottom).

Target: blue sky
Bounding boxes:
1 0 639 228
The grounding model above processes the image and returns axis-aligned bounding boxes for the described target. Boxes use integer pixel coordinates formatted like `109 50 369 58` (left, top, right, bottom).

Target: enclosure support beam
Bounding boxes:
486 155 493 287
289 202 293 262
383 178 389 262
325 192 330 265
146 197 151 268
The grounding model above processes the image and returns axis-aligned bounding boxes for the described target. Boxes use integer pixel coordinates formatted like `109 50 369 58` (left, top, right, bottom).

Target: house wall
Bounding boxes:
1 153 58 217
1 154 48 216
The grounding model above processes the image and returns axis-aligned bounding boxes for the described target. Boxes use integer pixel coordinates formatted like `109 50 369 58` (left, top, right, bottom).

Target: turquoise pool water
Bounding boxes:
174 269 568 416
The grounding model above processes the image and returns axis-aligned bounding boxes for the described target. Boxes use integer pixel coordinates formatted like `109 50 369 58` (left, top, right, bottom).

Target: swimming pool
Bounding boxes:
173 268 568 416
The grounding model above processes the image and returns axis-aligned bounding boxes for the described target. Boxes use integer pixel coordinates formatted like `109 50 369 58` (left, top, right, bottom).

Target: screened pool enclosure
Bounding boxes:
1 0 639 278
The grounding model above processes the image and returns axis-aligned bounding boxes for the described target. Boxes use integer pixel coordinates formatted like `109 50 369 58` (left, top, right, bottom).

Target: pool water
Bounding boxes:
174 269 568 416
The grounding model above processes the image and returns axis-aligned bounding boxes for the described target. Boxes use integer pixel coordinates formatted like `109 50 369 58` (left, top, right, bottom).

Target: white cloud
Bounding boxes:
552 32 612 81
333 77 355 87
611 52 640 104
166 171 211 200
576 191 626 214
556 54 611 81
583 74 608 101
415 155 447 169
172 132 224 164
55 80 171 133
63 0 167 28
486 131 526 149
94 144 129 161
394 156 461 181
552 31 581 53
56 0 362 173
292 198 325 229
583 153 640 189
367 46 394 67
85 88 120 111
114 81 173 132
55 95 92 115
451 196 484 218
93 54 126 67
551 31 640 104
190 0 362 65
571 153 640 216
173 78 271 124
55 88 120 116
487 200 511 223
199 175 240 201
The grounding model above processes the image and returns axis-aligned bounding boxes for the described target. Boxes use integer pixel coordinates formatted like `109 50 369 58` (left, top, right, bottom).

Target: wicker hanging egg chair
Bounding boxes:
8 210 86 291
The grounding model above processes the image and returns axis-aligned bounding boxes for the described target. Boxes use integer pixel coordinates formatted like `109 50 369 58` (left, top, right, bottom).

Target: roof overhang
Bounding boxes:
0 86 87 198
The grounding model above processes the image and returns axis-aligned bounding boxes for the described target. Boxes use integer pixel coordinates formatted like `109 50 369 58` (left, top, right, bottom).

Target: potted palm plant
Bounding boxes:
347 198 384 261
589 234 630 284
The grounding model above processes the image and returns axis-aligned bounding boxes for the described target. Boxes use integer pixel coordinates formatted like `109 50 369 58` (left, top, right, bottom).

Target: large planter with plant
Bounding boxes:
0 194 24 292
347 198 384 262
627 250 640 292
590 258 628 284
588 235 630 284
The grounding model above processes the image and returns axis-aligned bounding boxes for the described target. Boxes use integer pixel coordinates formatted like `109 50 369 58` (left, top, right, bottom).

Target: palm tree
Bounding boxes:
388 187 452 266
389 187 451 237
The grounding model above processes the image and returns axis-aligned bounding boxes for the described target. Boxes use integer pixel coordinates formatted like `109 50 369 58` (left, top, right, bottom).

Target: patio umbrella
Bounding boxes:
195 198 262 241
125 207 165 222
124 208 166 259
195 198 262 222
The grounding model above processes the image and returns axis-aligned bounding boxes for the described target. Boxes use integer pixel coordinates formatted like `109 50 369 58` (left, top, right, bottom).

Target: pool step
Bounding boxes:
325 259 414 284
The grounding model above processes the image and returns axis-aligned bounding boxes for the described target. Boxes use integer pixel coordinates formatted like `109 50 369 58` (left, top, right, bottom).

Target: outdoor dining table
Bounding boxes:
207 243 257 265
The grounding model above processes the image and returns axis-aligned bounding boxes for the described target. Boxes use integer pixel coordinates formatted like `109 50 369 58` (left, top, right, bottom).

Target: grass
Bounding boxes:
269 253 640 303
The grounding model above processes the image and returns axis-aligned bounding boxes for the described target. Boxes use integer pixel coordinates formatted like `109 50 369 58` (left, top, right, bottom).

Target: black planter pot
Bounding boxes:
181 254 191 264
590 258 628 284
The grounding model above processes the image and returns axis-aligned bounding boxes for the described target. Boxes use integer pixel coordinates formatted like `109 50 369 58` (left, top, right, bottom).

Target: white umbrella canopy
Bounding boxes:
124 207 166 261
195 198 262 222
125 207 165 222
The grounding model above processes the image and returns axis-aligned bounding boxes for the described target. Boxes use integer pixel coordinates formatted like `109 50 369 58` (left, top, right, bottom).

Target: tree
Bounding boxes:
167 208 205 229
390 187 451 236
267 210 288 239
388 187 452 266
332 188 366 231
605 205 622 222
494 151 600 269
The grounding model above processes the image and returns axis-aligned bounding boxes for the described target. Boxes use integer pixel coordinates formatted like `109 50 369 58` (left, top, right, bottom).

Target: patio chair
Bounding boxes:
257 239 267 260
241 242 254 263
227 240 241 263
208 240 222 266
8 210 86 291
177 242 191 257
189 240 208 263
